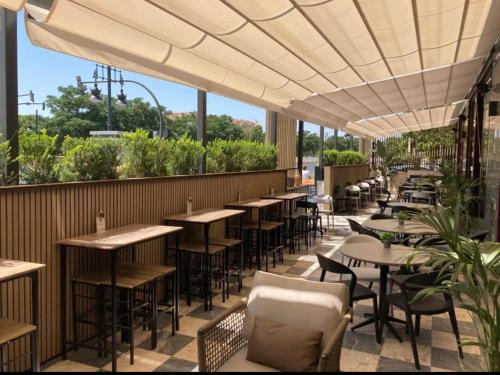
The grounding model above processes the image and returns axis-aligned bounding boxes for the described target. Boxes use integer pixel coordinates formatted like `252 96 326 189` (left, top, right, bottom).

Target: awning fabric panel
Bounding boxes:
17 0 500 138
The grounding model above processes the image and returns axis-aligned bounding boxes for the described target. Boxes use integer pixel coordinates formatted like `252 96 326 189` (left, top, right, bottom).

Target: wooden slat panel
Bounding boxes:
0 170 286 365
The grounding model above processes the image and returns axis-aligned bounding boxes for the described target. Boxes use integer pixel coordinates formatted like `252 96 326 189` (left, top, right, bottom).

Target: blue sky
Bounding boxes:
16 12 338 136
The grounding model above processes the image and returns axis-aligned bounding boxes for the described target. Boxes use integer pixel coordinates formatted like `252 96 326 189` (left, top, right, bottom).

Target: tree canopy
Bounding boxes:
20 85 265 143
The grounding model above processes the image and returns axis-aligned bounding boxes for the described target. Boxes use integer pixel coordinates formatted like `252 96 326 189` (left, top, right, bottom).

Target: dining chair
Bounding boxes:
316 253 379 338
380 271 463 370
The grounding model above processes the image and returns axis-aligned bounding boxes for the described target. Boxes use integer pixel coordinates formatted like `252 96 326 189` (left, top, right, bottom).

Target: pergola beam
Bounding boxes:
0 8 18 180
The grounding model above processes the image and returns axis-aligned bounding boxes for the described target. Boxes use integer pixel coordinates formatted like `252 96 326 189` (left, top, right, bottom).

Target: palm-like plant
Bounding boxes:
408 198 500 371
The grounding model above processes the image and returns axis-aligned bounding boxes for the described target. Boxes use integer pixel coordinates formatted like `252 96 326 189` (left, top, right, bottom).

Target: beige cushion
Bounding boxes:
244 271 348 350
246 316 323 372
218 346 279 372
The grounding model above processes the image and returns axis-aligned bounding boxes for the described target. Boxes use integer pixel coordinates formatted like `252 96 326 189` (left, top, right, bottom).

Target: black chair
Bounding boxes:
381 271 463 370
391 206 421 215
382 189 392 201
470 230 490 242
371 213 392 220
414 236 446 248
347 218 379 240
376 199 389 214
316 253 379 338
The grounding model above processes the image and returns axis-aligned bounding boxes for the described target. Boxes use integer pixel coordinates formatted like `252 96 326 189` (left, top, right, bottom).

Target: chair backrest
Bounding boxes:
414 236 446 248
371 213 392 220
377 200 388 212
391 206 421 215
382 189 392 201
346 185 360 192
296 200 319 215
470 229 490 242
401 271 450 294
245 271 349 351
316 253 356 302
347 218 380 239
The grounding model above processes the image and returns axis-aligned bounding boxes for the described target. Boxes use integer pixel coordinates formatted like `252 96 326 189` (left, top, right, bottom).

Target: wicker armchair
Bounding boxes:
198 272 352 372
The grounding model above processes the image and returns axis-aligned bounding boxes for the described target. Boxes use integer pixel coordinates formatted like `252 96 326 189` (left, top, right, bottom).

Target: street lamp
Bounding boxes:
77 64 166 137
18 90 46 132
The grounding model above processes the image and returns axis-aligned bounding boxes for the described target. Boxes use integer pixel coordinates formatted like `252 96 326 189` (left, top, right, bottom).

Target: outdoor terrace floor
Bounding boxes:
42 205 483 372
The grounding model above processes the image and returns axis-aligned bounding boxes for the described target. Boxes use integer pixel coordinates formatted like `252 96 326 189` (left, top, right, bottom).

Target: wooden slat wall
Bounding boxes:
323 165 371 196
0 170 286 368
265 111 297 169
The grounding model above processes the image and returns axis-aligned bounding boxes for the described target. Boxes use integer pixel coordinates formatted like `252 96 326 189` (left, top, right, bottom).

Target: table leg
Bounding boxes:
175 232 180 330
111 251 118 372
31 271 40 372
289 200 294 252
60 245 67 361
204 224 210 311
257 208 262 270
377 265 389 343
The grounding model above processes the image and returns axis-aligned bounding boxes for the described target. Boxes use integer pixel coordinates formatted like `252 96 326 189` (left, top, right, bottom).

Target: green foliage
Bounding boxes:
18 130 58 184
119 129 157 178
323 149 339 166
206 140 277 173
58 136 122 182
336 150 367 165
0 135 14 185
380 232 395 241
408 198 500 371
324 133 359 151
170 135 205 175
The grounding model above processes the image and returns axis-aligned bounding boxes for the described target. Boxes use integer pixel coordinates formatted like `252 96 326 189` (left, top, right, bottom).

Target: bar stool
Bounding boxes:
176 242 226 308
0 320 37 372
242 221 285 271
209 238 243 296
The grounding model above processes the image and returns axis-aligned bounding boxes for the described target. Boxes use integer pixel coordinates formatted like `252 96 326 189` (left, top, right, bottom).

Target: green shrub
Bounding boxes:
0 135 14 185
171 135 205 175
59 136 122 181
120 129 157 178
335 150 367 166
206 140 277 173
19 130 59 184
324 149 339 166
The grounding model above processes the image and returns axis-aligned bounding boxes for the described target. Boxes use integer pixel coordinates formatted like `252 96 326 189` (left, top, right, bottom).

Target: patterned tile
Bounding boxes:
43 205 484 372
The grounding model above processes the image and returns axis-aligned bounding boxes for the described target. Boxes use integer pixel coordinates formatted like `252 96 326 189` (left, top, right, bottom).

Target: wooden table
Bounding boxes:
262 193 308 252
407 169 443 178
164 209 245 311
57 224 183 372
338 242 423 343
387 202 434 211
0 259 45 372
225 199 282 271
363 218 437 236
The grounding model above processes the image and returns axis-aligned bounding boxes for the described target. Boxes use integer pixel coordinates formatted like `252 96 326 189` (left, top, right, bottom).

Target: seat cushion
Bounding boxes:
244 271 348 351
218 346 279 372
246 316 323 372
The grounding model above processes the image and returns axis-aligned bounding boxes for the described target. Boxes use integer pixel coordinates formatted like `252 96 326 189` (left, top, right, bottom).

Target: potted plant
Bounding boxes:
380 232 395 249
397 212 410 225
408 195 500 371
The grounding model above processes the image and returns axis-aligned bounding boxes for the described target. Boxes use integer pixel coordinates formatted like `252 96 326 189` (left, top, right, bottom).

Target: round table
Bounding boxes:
338 241 424 342
387 202 434 211
363 218 437 235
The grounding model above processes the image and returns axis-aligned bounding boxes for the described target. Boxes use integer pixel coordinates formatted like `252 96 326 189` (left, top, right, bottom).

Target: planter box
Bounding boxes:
323 164 370 196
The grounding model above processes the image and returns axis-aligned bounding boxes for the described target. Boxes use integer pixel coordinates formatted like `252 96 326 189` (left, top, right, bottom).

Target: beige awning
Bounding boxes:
12 0 500 137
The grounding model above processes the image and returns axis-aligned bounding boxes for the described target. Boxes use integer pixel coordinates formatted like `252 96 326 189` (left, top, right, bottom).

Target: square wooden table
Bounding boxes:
225 199 282 271
57 224 183 373
164 209 245 311
0 259 45 372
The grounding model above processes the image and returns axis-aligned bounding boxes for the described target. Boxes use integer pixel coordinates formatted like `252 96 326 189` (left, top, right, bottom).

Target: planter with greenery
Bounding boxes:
407 169 499 371
380 232 395 249
323 149 367 166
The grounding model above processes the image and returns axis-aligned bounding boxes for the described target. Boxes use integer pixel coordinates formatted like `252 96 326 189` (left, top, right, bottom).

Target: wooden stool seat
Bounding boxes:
118 263 176 279
0 319 36 345
243 222 280 231
179 242 225 255
73 271 155 290
209 238 242 247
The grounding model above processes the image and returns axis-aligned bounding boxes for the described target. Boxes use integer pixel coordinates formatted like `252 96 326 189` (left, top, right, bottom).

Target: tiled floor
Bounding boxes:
43 206 484 372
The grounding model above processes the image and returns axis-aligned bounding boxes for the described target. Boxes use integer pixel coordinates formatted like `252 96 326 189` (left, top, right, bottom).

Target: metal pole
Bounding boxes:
107 65 112 131
197 90 207 174
333 129 338 150
319 126 324 169
35 109 38 132
0 9 18 180
270 111 278 145
297 120 304 176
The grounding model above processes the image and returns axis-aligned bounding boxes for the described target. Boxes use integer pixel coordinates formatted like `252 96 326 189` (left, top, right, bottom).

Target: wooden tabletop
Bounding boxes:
338 242 421 267
0 259 45 283
225 198 282 209
165 208 245 224
57 224 183 250
261 192 308 200
387 202 434 211
363 219 437 235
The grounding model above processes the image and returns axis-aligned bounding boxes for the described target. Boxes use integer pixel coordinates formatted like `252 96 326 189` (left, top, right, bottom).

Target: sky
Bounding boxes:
16 12 339 136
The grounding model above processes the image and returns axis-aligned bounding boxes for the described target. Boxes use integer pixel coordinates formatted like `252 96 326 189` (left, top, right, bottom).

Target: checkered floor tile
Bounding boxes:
42 206 484 372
